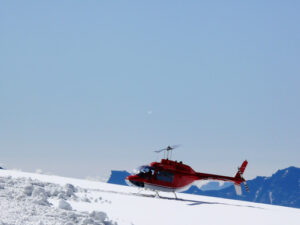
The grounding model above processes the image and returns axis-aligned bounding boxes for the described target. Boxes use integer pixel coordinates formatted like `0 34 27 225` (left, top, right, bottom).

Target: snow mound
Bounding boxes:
59 199 72 210
0 175 117 225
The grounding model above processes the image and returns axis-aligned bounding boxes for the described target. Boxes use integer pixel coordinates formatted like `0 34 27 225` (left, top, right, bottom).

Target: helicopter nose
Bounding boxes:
125 178 133 186
125 177 144 188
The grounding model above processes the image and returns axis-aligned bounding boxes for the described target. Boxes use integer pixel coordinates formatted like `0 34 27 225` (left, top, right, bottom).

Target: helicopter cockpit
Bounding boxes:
133 165 154 179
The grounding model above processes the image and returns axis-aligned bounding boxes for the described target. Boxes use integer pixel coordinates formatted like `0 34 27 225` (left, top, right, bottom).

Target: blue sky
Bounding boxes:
1 1 300 179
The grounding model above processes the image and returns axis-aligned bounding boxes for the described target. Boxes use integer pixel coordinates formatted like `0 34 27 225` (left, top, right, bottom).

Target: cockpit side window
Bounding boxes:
134 166 154 178
156 170 174 183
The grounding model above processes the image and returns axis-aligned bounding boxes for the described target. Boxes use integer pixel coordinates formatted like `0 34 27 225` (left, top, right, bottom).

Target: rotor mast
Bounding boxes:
155 145 180 160
165 146 172 159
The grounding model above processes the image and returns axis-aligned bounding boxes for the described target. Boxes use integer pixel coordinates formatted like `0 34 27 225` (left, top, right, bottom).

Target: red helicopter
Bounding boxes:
126 145 249 198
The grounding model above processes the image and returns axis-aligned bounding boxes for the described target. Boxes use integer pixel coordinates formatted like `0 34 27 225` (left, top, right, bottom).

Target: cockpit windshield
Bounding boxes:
133 165 154 178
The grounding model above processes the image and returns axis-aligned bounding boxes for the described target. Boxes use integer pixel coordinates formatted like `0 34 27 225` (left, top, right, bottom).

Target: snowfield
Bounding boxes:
0 170 300 225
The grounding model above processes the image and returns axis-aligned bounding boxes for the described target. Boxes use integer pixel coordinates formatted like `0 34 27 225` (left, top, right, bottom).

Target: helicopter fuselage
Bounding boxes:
126 159 248 193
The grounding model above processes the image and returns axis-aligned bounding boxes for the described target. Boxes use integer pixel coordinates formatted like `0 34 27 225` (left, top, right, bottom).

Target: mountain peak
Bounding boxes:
271 166 300 179
107 170 130 186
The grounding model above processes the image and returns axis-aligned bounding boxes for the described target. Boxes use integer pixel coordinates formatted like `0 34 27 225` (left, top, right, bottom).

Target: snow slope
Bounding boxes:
0 169 299 225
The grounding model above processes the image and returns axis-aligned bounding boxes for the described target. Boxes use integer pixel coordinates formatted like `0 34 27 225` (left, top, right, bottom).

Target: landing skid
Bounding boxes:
141 190 178 200
88 187 181 201
132 192 180 200
173 192 178 199
155 191 160 198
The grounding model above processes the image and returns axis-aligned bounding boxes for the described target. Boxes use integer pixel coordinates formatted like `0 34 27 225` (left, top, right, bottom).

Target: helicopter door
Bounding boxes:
156 170 174 183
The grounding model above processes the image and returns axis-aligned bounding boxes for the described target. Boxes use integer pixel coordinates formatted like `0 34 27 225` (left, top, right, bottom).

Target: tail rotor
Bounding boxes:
234 160 249 194
237 166 249 192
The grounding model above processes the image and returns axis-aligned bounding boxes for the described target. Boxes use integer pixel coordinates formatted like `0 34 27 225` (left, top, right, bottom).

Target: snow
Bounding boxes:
283 169 289 177
193 179 210 188
58 199 73 210
1 170 300 225
269 192 273 204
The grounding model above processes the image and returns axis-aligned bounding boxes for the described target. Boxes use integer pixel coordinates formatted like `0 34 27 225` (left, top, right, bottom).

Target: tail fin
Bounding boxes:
234 160 249 195
234 183 242 195
234 160 248 181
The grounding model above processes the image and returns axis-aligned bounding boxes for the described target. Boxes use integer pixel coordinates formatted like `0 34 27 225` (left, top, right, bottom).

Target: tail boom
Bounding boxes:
195 160 248 195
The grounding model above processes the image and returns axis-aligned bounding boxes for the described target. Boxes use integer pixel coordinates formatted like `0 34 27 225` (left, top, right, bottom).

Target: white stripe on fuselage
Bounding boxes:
143 182 192 192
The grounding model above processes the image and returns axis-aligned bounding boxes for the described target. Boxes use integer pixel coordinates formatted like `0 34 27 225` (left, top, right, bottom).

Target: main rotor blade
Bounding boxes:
154 144 181 153
169 144 180 150
154 149 165 153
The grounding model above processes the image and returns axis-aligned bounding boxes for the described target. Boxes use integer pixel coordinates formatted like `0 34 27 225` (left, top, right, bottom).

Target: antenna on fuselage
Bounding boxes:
154 145 180 160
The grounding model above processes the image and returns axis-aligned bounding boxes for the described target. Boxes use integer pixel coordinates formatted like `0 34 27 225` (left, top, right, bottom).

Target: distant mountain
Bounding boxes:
185 166 300 208
107 170 130 186
184 182 232 194
197 181 232 191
